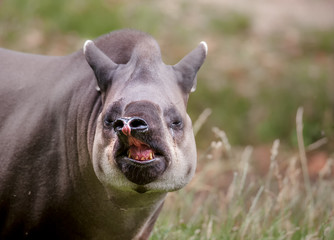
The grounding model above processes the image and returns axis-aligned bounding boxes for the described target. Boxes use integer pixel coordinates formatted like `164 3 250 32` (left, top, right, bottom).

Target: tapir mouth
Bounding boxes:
127 136 155 161
114 134 169 185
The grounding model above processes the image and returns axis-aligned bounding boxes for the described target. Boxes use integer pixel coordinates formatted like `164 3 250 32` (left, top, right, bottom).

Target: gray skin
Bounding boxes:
0 29 207 240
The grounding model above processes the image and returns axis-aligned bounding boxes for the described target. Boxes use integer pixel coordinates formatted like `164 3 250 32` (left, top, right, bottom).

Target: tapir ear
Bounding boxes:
83 40 118 92
173 41 207 93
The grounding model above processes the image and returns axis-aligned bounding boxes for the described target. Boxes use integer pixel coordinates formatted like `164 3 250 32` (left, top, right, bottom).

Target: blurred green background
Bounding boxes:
1 0 333 150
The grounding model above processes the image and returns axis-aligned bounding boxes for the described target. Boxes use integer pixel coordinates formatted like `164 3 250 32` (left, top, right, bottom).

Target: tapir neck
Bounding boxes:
82 189 167 239
62 52 168 239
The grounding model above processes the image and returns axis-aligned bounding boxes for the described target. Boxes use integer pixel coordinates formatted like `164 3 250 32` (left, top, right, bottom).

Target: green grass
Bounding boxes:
0 2 333 238
151 130 334 239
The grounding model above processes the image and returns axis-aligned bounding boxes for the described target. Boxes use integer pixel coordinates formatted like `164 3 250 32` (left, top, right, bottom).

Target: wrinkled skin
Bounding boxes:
0 29 206 239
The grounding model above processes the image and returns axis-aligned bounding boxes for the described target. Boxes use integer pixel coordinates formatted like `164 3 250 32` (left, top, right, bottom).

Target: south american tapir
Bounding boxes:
0 29 207 239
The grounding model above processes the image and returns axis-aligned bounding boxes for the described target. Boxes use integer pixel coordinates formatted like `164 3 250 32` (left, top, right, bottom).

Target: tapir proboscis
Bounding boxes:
0 29 207 239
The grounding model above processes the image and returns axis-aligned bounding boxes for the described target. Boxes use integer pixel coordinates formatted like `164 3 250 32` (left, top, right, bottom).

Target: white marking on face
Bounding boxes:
92 113 197 193
145 115 196 191
92 115 138 191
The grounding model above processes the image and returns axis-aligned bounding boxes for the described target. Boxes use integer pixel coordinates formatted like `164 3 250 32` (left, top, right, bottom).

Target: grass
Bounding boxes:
0 1 333 238
151 110 334 239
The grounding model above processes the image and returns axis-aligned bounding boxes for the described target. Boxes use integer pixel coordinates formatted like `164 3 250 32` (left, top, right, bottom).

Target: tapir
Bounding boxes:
0 29 207 239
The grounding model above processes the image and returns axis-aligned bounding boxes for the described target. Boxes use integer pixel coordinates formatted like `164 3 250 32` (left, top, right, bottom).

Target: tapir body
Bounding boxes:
0 29 207 239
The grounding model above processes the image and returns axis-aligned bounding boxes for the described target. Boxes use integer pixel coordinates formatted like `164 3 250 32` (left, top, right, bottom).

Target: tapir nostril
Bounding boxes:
113 117 148 135
129 118 148 132
113 119 125 133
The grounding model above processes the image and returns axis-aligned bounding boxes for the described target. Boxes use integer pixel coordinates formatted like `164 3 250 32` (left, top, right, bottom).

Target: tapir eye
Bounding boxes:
103 117 113 128
164 107 184 131
171 119 183 130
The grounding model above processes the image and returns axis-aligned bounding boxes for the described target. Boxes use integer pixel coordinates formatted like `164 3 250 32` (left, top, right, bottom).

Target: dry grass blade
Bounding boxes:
212 127 231 154
306 137 328 152
238 146 252 195
193 108 212 136
296 107 312 201
265 139 280 191
240 186 264 238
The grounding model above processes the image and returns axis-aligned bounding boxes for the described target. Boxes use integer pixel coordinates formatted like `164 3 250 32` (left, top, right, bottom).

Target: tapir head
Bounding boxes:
84 33 207 193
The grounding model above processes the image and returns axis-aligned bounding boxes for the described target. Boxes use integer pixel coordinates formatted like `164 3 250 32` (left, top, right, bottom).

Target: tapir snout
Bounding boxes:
104 100 170 186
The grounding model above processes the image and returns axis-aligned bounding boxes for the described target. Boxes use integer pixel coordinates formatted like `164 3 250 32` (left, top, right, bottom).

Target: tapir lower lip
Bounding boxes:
115 155 167 185
125 157 157 165
113 133 169 185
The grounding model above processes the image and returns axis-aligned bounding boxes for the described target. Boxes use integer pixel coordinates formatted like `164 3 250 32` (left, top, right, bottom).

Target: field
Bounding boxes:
0 0 333 239
152 122 334 239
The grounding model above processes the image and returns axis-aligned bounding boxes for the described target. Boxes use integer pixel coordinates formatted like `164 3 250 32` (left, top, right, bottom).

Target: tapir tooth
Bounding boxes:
149 152 153 160
128 151 131 159
141 157 145 161
135 156 139 160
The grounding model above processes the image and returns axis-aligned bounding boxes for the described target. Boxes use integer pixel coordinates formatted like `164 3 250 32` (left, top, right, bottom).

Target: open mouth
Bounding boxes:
114 134 168 185
127 136 155 162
